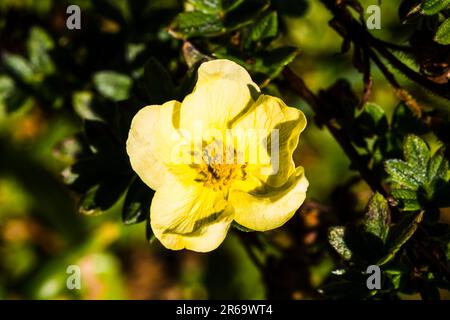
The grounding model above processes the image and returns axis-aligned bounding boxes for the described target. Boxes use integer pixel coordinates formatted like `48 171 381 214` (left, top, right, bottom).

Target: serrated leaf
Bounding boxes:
391 189 421 211
245 11 278 48
435 18 450 45
169 11 225 39
421 0 450 15
364 193 391 242
378 211 424 265
122 177 154 225
404 135 430 169
93 71 132 101
403 135 430 182
428 152 448 183
426 151 449 199
385 159 421 189
328 226 353 260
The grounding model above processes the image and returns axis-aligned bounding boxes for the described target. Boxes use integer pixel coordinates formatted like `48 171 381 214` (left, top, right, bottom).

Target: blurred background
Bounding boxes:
0 0 449 299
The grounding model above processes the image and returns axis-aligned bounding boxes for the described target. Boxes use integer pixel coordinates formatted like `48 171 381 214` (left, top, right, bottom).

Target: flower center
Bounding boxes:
194 141 247 191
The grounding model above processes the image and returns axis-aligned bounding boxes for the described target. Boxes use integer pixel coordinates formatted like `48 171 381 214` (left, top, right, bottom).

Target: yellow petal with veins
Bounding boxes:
127 100 185 190
230 167 308 231
180 59 260 132
232 94 307 188
150 174 234 252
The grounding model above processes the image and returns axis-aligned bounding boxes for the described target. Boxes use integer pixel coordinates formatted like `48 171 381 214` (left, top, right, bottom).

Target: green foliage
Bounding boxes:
93 71 132 102
169 0 270 39
435 18 450 44
385 135 450 211
421 0 450 15
1 0 450 301
325 193 427 298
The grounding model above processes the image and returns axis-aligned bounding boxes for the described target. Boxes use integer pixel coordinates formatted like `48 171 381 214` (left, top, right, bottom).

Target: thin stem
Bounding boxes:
319 0 450 101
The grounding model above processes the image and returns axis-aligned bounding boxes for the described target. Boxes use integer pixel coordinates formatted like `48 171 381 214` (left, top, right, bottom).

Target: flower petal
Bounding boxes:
230 166 308 231
150 174 234 252
126 100 186 190
180 59 260 132
232 94 307 187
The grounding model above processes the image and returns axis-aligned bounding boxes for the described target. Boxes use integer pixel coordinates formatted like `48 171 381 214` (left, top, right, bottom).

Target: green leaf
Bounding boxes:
62 159 105 193
384 268 404 290
72 91 105 122
378 211 424 265
385 159 421 189
223 0 246 12
78 175 130 215
259 47 298 80
426 152 449 199
214 46 298 86
225 0 270 30
0 76 31 113
26 27 55 75
169 0 269 39
186 0 222 14
421 0 450 15
2 53 36 84
428 152 448 183
93 71 132 101
169 11 225 39
364 193 391 242
328 226 353 260
122 177 154 225
245 11 278 48
392 103 428 136
391 189 421 211
356 102 388 135
435 18 450 45
83 121 129 172
403 135 430 182
404 135 430 170
140 58 175 104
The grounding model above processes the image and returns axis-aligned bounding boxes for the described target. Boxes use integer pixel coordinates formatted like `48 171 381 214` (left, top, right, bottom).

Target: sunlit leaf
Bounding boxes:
93 71 132 101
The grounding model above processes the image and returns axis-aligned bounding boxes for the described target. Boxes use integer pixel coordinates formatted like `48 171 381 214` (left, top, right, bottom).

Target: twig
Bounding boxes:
319 0 450 101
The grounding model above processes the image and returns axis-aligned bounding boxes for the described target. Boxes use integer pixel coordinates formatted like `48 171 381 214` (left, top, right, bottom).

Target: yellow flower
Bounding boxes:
126 59 308 252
